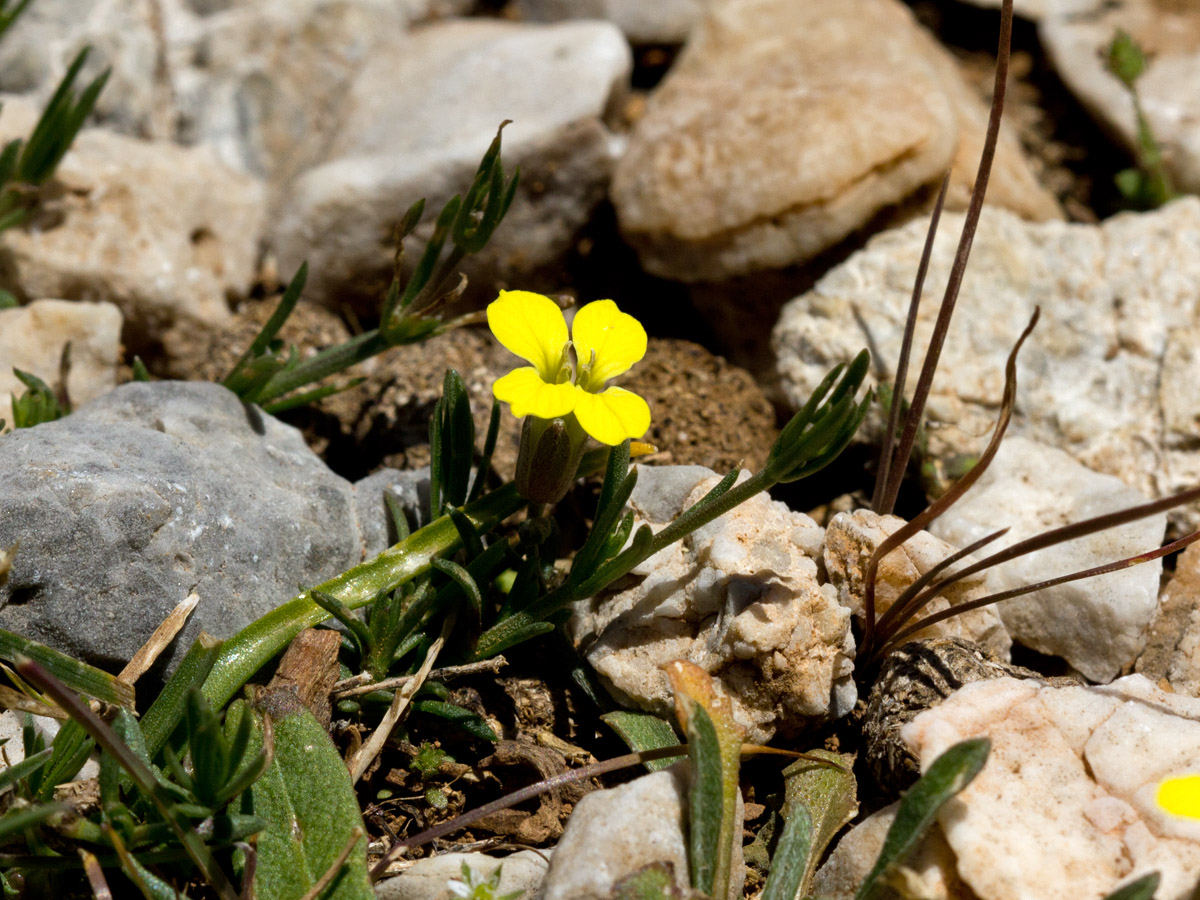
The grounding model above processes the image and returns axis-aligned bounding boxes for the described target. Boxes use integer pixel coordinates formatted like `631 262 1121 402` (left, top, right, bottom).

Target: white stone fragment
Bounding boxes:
930 436 1166 683
772 199 1200 532
0 299 122 430
273 19 631 306
1042 1 1200 194
567 466 855 743
823 508 1011 659
374 850 551 900
901 675 1200 900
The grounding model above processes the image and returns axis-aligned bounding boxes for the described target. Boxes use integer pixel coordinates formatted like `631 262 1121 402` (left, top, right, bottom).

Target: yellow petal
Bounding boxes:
494 367 577 419
487 290 570 380
1158 775 1200 818
573 386 651 446
571 299 647 388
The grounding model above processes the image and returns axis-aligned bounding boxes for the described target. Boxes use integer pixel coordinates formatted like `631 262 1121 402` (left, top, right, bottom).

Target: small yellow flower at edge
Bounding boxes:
1157 774 1200 819
487 290 651 446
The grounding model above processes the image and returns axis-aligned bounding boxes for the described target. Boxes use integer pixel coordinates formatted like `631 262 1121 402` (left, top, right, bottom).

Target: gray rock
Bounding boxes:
514 0 708 44
352 467 431 559
568 466 855 744
772 199 1200 533
175 0 408 203
610 0 1057 282
374 850 550 900
541 764 744 900
272 18 631 307
0 381 368 671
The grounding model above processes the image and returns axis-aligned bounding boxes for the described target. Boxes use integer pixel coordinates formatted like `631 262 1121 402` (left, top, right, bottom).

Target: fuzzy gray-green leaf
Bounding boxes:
781 749 857 898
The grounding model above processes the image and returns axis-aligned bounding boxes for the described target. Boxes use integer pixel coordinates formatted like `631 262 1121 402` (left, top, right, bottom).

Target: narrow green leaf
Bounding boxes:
36 720 93 801
760 805 812 900
411 700 497 741
855 738 989 900
0 802 64 842
685 703 724 896
223 263 308 393
1103 872 1161 900
780 749 857 898
0 745 51 795
139 632 222 760
0 628 134 708
601 710 683 773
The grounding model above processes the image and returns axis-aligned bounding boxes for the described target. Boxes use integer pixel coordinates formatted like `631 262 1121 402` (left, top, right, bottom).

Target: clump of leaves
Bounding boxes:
1106 29 1176 210
221 123 519 416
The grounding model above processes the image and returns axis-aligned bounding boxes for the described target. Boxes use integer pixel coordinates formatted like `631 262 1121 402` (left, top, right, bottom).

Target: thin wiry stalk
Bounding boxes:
861 308 1037 659
878 526 1200 656
872 173 950 513
368 744 690 880
876 0 1014 516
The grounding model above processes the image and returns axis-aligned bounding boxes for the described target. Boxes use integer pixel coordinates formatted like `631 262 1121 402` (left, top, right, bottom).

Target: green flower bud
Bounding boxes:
514 415 588 505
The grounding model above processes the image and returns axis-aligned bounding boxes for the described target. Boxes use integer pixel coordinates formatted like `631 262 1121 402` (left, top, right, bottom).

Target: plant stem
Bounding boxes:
254 331 390 404
199 484 522 710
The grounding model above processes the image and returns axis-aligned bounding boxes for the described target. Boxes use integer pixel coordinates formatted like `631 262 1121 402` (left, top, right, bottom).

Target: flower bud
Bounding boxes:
514 415 588 505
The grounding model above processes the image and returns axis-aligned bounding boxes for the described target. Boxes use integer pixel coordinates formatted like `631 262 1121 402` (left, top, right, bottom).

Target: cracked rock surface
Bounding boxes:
902 675 1200 900
567 465 855 743
774 199 1200 533
0 381 382 672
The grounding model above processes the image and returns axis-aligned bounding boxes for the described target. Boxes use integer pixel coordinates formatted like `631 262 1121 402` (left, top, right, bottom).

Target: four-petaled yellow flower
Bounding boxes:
488 290 651 446
1157 774 1200 819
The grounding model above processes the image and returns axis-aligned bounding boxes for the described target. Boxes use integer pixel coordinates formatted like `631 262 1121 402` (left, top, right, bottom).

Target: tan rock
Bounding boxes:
823 508 1011 659
0 299 122 429
0 129 265 347
611 0 1058 282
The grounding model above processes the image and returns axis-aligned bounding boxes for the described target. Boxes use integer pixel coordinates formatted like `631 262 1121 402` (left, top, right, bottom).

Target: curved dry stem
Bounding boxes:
862 307 1038 658
879 526 1200 655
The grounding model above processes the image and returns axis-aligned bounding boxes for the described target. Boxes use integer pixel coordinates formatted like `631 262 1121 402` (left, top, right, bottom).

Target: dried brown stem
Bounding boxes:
862 307 1037 658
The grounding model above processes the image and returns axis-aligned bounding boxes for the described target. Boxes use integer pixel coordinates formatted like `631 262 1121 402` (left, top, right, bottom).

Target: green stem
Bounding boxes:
200 484 522 710
254 330 390 404
473 469 777 660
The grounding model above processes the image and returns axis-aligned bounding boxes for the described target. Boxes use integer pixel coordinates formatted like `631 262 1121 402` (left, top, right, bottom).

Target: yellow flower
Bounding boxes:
1157 775 1200 818
488 290 651 446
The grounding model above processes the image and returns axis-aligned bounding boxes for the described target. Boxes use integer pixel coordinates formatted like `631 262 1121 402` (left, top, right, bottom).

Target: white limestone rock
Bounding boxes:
929 437 1166 683
951 0 1097 18
272 19 630 307
773 199 1200 533
0 299 122 430
567 466 855 743
514 0 708 44
374 850 550 900
1042 0 1200 194
902 675 1200 900
0 128 266 346
823 509 1011 659
610 0 1058 282
540 765 743 900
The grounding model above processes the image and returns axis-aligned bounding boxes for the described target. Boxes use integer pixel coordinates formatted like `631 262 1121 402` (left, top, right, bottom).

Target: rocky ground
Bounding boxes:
4 0 1200 898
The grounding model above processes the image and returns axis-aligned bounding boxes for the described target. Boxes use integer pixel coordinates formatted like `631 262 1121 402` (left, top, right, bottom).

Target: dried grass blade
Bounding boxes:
118 592 200 685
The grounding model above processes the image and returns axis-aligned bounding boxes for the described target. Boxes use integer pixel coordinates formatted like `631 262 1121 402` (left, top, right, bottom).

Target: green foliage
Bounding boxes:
9 368 67 428
779 748 857 898
1106 29 1176 210
233 694 374 900
0 44 108 233
601 710 684 772
448 861 525 900
223 124 519 414
855 738 990 900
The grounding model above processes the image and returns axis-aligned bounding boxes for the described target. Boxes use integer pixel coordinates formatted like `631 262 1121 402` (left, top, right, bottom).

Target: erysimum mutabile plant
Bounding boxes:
488 289 652 503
